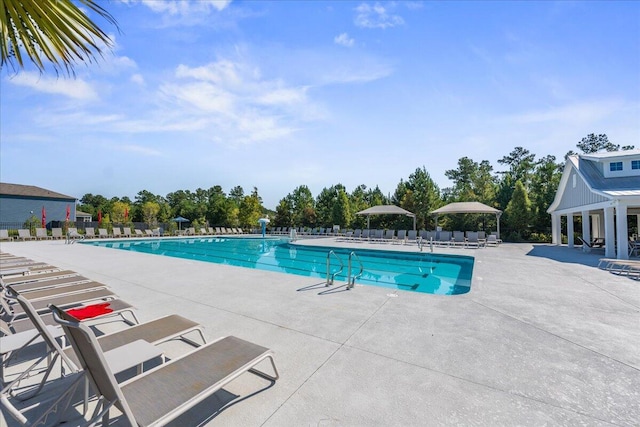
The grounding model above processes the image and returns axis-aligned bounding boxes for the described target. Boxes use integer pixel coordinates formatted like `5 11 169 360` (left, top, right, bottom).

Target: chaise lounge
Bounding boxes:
51 304 279 426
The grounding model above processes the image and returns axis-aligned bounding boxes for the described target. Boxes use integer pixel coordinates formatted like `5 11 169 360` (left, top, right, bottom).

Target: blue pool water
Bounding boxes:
83 237 473 295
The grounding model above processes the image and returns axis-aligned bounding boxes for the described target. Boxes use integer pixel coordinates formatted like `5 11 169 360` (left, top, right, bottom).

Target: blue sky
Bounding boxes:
1 1 638 209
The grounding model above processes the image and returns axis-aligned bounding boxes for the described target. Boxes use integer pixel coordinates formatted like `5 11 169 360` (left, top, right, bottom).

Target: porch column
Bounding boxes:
551 213 561 245
581 210 591 244
567 213 574 248
604 206 616 258
598 213 605 239
615 203 628 260
591 213 601 238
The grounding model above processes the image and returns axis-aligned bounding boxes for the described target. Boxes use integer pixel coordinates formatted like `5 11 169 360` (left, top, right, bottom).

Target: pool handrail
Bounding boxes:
347 252 364 290
326 250 344 287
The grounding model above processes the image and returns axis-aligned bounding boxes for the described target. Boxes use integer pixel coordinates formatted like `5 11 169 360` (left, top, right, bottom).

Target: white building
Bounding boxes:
547 150 640 260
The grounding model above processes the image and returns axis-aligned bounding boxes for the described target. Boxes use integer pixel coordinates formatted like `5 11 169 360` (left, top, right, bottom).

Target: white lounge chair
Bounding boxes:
17 229 35 241
34 228 51 240
51 305 279 427
85 227 96 238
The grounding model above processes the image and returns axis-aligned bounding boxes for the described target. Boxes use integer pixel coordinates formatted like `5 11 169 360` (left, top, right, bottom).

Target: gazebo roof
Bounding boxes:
356 205 415 217
431 202 501 215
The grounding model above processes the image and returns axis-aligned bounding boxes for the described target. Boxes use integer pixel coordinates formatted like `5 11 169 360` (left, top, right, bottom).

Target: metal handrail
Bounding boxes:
346 251 364 290
326 250 344 286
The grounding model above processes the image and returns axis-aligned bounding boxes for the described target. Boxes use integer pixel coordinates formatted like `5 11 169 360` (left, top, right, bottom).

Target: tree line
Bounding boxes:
77 134 633 241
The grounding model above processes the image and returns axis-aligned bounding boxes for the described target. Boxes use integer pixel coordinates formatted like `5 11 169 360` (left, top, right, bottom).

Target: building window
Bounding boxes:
632 160 640 170
609 161 623 172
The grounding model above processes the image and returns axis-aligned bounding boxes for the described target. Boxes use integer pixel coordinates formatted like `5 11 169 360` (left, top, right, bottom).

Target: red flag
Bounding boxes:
65 205 70 221
124 207 129 221
41 206 46 228
98 210 102 225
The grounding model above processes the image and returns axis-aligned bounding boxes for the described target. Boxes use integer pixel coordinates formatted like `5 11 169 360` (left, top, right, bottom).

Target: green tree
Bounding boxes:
110 201 129 224
573 133 634 155
349 185 370 228
405 167 441 230
504 180 531 240
1 0 117 74
530 155 563 236
497 147 536 190
290 185 314 226
142 201 160 227
332 189 352 228
237 188 263 229
273 198 293 227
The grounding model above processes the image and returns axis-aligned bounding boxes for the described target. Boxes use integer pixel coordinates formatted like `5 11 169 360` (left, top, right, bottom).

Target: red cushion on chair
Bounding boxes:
66 303 113 320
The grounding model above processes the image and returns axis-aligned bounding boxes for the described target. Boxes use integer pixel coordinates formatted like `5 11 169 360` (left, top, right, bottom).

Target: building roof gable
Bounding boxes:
0 182 76 200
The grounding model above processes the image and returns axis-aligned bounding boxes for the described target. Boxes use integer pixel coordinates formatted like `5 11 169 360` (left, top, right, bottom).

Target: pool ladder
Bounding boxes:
326 251 363 289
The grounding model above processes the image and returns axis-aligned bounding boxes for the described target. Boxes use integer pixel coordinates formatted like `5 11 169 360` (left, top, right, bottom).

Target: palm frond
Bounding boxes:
0 0 118 75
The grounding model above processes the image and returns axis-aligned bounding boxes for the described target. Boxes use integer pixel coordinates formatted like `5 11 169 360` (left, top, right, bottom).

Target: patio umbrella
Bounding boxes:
172 216 189 230
66 205 70 221
41 206 46 228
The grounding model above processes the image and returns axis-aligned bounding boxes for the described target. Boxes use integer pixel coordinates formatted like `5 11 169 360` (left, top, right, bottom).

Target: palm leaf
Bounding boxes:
0 0 118 74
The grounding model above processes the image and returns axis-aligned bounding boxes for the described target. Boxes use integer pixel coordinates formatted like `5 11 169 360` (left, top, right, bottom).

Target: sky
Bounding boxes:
1 0 639 209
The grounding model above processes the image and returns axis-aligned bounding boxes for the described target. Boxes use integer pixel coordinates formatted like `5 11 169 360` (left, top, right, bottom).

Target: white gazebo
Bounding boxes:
547 150 640 260
356 205 416 230
430 202 502 237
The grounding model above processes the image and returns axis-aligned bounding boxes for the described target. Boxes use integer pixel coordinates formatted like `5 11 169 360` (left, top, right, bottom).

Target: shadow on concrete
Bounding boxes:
296 281 327 292
525 244 604 268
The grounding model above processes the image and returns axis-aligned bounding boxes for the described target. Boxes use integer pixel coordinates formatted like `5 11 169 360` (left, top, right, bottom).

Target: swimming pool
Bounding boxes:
83 237 473 295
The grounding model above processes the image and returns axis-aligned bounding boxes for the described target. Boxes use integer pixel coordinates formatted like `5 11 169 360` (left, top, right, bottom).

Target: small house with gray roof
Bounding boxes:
0 182 76 227
547 150 640 259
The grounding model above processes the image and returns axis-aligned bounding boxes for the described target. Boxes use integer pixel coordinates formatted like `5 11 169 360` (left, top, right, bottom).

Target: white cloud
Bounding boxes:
157 59 314 144
141 0 231 15
334 33 355 47
130 74 145 85
354 3 404 29
117 144 163 157
7 72 98 100
508 100 624 125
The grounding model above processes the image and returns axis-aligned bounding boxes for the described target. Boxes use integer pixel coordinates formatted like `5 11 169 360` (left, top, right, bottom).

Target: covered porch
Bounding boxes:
550 201 640 259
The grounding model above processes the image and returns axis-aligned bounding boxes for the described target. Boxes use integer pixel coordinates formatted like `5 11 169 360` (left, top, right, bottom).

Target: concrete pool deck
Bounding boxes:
1 237 639 426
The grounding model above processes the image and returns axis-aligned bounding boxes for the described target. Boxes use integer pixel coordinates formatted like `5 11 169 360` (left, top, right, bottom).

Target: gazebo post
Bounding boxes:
496 212 502 239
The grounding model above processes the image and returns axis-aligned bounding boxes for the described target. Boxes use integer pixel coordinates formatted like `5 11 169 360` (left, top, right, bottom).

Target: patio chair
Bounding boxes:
486 235 500 246
465 232 483 248
395 230 406 244
1 292 192 422
17 229 35 241
383 229 395 243
85 227 96 238
1 269 78 286
112 227 122 238
4 287 117 323
437 231 452 246
135 229 144 237
68 228 83 240
51 304 279 427
122 227 132 238
406 230 419 245
452 231 466 247
98 228 110 238
0 230 13 241
1 298 138 335
35 228 51 240
51 228 63 239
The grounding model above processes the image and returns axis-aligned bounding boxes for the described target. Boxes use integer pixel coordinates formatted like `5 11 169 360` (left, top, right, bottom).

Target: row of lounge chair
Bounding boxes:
179 226 247 236
337 229 501 247
597 257 640 279
0 251 278 425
